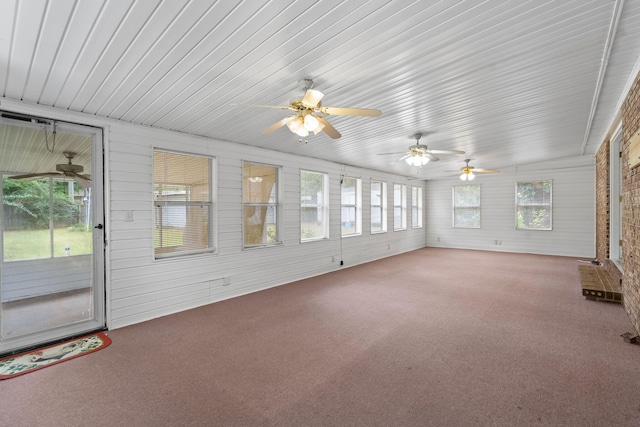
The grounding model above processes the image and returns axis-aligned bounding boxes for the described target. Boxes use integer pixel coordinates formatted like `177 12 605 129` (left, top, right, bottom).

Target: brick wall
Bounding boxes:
595 139 610 263
621 70 640 334
595 138 624 290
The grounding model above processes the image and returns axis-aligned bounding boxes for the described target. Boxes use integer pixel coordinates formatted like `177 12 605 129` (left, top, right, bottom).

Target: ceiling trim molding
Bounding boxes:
581 0 625 155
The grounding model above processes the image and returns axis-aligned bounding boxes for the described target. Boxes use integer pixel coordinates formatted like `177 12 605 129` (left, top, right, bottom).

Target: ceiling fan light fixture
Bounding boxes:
295 127 309 137
303 114 320 131
460 169 475 180
406 154 429 166
286 115 309 136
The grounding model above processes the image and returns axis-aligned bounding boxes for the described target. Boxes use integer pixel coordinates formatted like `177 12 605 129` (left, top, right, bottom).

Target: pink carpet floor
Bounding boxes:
1 248 639 426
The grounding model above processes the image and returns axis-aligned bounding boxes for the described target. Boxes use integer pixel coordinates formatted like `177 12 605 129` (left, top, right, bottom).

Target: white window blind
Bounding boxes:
154 150 213 258
243 162 279 247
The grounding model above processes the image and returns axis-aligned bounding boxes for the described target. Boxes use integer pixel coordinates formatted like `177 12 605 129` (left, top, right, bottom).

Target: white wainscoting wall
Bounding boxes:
425 156 595 258
106 124 426 329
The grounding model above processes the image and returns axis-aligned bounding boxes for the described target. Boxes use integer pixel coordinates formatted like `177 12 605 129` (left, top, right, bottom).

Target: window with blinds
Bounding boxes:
393 183 407 231
243 162 280 247
153 150 214 259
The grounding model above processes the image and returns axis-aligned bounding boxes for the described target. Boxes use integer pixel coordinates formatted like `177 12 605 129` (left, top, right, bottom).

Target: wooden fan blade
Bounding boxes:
391 154 411 164
232 103 295 111
69 172 92 188
263 116 296 134
427 149 465 155
377 151 408 155
316 116 341 139
301 89 324 107
425 153 439 162
320 107 382 117
474 169 499 173
9 172 60 180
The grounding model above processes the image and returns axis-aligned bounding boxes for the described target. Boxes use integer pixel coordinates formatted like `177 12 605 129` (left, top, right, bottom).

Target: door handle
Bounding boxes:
94 224 103 229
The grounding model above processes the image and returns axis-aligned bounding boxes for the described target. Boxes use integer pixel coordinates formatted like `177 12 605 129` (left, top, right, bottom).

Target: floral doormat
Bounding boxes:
0 332 111 380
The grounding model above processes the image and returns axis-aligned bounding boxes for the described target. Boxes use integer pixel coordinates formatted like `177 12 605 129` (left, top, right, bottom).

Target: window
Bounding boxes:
393 183 407 230
516 180 552 230
3 178 91 260
609 126 622 266
341 176 362 236
243 162 280 247
154 150 214 259
453 185 481 228
301 170 329 241
371 180 387 233
411 186 423 228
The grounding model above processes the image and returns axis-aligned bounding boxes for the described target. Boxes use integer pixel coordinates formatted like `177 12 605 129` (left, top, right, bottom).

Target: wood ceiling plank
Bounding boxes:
4 0 47 100
37 0 109 106
0 0 18 97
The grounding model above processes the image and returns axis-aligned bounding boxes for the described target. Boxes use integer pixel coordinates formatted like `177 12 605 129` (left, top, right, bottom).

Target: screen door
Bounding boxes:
0 113 105 354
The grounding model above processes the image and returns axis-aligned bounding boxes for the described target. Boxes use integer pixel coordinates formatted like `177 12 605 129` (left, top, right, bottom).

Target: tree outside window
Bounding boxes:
2 178 90 261
516 180 552 230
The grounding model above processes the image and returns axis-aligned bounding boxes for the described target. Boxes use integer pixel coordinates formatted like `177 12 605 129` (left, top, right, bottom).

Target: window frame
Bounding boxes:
341 176 362 237
393 183 407 231
411 186 423 229
153 149 215 260
515 180 553 231
452 184 481 229
242 161 282 248
300 169 329 242
370 179 387 234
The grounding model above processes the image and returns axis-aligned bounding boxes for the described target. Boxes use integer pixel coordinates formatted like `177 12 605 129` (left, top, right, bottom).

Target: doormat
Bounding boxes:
0 332 111 380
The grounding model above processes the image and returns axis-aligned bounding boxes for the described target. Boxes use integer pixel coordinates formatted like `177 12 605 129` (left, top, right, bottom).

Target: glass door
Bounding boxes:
0 113 104 354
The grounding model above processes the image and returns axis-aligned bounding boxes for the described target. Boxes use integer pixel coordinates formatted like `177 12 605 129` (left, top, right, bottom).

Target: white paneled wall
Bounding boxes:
425 156 595 257
105 121 426 329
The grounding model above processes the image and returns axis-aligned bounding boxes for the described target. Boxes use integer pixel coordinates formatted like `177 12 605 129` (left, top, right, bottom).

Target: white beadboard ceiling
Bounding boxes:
1 0 640 179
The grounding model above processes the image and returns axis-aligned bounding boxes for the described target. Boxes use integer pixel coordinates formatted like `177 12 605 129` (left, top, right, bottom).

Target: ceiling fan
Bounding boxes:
9 151 91 188
378 133 465 166
236 78 381 139
448 159 499 181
